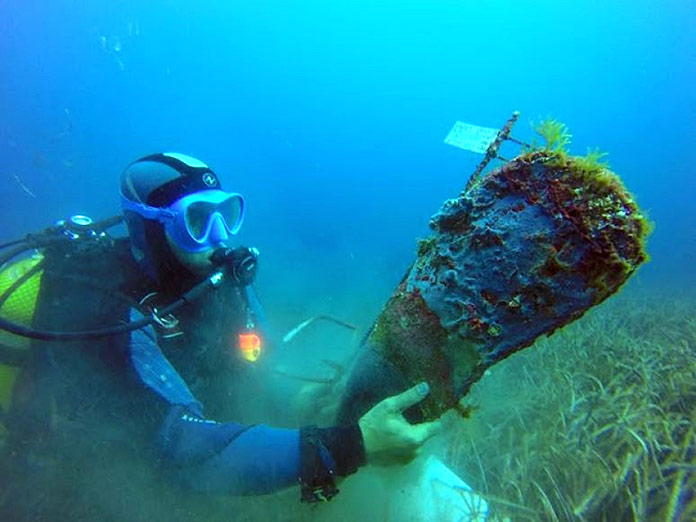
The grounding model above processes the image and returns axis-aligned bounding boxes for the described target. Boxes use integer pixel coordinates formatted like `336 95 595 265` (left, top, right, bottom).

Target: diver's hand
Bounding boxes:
358 382 442 466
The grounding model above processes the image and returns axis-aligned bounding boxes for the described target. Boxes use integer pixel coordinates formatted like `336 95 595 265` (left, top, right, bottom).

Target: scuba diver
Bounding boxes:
0 152 440 520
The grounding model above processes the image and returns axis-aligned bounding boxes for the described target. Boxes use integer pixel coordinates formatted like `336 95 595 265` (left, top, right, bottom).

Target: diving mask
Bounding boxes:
121 189 245 252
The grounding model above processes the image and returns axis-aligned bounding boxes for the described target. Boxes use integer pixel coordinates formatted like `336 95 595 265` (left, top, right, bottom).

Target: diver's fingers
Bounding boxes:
409 419 443 445
385 382 430 413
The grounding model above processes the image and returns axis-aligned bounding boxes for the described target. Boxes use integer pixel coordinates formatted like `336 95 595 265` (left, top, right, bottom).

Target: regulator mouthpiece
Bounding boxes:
210 246 259 286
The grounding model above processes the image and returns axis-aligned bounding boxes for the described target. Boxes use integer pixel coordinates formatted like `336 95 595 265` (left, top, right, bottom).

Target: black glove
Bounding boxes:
210 246 259 286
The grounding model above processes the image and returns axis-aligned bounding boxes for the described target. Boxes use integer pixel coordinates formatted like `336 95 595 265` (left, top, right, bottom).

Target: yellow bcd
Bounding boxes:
0 254 43 414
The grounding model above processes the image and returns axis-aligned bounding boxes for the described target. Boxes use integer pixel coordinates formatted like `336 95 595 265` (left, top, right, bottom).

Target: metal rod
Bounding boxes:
465 111 520 192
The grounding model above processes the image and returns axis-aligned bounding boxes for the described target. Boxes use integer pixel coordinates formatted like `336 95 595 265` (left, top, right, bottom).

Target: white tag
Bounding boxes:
444 121 499 153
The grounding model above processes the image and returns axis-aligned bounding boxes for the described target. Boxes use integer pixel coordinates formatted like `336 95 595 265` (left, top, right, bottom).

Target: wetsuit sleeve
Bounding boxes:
127 309 365 497
158 405 300 495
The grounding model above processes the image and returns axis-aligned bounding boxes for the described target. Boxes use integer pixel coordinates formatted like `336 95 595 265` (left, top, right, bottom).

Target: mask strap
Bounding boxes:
121 195 176 223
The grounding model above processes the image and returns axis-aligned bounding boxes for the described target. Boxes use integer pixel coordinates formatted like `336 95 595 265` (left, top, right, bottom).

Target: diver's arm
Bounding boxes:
127 308 365 499
156 383 441 497
157 404 365 498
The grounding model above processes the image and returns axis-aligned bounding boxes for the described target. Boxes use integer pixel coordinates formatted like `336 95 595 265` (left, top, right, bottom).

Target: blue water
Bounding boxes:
1 2 695 520
1 0 694 314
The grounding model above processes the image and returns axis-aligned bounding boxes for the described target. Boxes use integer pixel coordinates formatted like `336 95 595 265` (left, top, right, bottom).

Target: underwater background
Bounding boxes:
1 0 695 520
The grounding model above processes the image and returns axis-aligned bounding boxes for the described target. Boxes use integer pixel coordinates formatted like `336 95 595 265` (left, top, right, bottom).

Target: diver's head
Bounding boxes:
120 152 245 284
